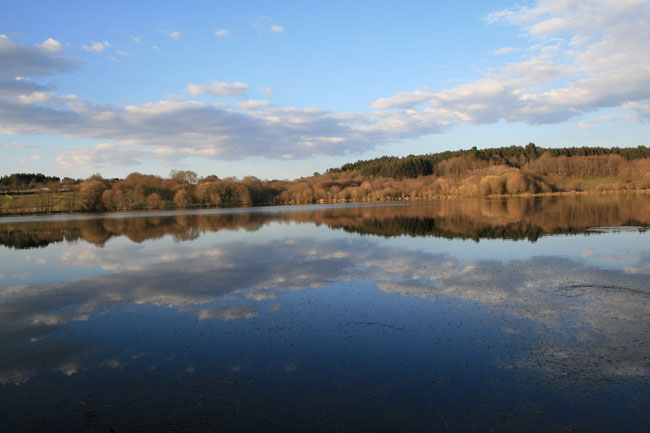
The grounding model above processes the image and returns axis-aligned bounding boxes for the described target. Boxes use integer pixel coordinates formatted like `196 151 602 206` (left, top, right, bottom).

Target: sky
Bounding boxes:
1 0 649 180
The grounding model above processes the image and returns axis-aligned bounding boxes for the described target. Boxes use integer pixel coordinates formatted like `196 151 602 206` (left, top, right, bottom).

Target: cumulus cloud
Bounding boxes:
376 0 650 125
271 25 285 34
377 0 650 133
235 100 272 111
82 40 111 52
370 90 435 109
492 46 518 55
16 91 56 105
214 28 229 37
579 113 639 129
55 142 153 168
36 38 64 54
0 34 78 79
187 81 250 97
0 92 447 165
622 101 650 121
483 0 650 119
168 31 181 40
0 77 52 100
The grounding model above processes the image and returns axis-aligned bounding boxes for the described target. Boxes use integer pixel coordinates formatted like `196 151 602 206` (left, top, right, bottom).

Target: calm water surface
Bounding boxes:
1 196 650 432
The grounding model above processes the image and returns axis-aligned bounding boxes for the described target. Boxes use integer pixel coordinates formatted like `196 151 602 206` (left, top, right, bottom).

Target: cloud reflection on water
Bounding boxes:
1 232 649 386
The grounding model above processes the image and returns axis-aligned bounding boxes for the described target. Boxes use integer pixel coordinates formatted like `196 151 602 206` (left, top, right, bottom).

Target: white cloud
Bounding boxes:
405 0 650 126
622 101 650 121
116 50 131 57
8 96 439 166
260 87 274 96
492 46 518 55
168 31 181 40
129 35 141 43
530 16 569 36
15 89 48 103
0 34 78 79
235 100 272 110
271 25 285 34
82 40 111 52
151 45 160 52
55 142 148 167
370 90 435 109
30 155 41 160
579 113 639 129
187 81 250 97
214 29 229 37
622 101 650 113
0 78 50 99
37 38 63 54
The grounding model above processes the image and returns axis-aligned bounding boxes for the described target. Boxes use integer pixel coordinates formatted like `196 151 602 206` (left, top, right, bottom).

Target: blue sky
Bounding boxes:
1 0 649 180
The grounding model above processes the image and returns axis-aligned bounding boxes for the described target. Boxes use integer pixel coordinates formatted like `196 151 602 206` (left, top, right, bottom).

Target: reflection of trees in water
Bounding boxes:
0 212 274 249
332 216 547 241
2 195 650 249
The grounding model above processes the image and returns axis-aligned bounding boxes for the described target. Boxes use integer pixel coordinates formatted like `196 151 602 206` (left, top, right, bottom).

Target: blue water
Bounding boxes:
1 200 649 432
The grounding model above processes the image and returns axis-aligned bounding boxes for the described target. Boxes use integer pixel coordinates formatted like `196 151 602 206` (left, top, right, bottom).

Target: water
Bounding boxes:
1 196 649 432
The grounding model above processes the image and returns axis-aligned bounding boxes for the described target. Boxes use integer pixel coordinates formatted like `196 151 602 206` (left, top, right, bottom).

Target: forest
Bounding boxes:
2 144 650 215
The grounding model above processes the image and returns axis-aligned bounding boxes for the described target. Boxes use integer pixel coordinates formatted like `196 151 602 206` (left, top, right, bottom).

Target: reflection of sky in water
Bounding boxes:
388 230 650 270
1 202 650 432
3 220 649 288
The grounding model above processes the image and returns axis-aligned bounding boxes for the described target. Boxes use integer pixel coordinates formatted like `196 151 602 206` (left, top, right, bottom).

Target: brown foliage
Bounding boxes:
78 179 107 211
173 189 191 208
146 193 163 209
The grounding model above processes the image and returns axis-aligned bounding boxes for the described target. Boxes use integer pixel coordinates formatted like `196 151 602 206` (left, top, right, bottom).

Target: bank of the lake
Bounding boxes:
3 187 650 218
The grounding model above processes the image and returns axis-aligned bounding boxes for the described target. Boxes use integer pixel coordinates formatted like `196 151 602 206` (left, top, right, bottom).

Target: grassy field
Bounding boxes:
1 192 182 215
1 192 77 215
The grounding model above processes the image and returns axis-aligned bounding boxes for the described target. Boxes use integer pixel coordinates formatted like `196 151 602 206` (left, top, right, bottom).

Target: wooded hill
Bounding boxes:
326 143 650 179
2 144 650 215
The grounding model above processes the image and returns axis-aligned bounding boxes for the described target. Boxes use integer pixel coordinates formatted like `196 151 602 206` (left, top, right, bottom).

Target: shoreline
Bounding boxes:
2 188 650 219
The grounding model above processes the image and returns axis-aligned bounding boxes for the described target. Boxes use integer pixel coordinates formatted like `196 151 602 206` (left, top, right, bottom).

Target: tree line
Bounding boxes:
326 143 650 179
0 173 73 191
2 144 650 215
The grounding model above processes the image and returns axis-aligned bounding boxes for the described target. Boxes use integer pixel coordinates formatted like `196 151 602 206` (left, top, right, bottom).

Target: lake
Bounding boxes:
1 195 650 432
